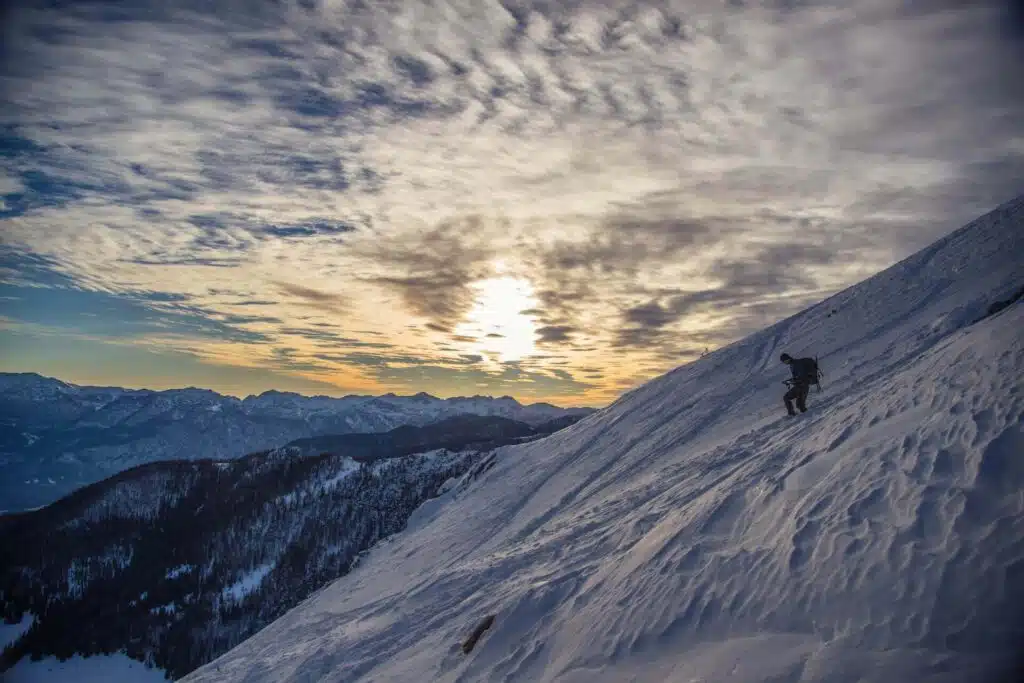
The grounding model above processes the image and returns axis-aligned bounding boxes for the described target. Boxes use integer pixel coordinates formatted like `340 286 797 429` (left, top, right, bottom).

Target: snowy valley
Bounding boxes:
160 195 1024 683
0 377 591 512
0 414 585 679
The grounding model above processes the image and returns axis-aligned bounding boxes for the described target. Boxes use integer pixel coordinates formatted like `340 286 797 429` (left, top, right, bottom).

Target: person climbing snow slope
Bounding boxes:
780 352 819 416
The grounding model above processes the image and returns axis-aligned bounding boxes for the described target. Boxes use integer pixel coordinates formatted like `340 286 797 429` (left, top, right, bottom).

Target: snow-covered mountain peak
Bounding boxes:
183 196 1024 683
0 375 593 512
0 372 80 399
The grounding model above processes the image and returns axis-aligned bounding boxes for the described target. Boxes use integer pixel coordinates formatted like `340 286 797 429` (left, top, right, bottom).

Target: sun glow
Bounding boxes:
454 276 539 363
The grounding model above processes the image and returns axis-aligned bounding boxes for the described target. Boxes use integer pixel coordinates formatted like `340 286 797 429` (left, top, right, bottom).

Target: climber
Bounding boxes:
780 353 820 416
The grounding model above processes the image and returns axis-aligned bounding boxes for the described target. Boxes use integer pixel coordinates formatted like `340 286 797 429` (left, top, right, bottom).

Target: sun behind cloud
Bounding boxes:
454 275 539 364
1 0 1021 406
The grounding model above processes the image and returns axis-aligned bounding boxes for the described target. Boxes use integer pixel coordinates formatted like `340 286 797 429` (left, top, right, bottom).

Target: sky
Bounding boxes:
0 0 1022 407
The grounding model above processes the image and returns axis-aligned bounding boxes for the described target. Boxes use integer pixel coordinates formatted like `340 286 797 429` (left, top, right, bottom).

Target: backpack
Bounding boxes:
811 357 823 391
793 357 823 389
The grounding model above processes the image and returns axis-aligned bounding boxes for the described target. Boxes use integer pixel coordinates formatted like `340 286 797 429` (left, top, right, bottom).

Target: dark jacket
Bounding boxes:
789 357 818 385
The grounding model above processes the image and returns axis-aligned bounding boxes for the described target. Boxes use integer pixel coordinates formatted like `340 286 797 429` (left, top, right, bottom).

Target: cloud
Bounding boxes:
184 213 359 241
312 350 487 369
536 325 577 345
221 313 282 325
369 361 596 401
364 216 498 332
611 239 840 349
1 0 1021 404
541 214 717 280
0 326 353 397
260 221 357 239
267 345 329 372
277 326 393 348
232 299 278 306
0 275 271 347
0 248 71 287
275 282 347 315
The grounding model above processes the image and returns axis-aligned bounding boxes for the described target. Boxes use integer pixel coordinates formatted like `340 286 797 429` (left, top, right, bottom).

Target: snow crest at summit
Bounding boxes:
184 196 1024 683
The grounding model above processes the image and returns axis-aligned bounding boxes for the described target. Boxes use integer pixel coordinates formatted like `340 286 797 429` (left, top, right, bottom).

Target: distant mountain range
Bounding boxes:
0 408 587 679
0 372 594 512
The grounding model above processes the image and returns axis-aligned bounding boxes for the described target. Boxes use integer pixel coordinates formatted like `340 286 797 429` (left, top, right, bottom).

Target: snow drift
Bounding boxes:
183 196 1024 683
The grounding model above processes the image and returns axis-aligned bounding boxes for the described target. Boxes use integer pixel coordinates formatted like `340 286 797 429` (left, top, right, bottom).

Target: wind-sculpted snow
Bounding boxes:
182 195 1024 683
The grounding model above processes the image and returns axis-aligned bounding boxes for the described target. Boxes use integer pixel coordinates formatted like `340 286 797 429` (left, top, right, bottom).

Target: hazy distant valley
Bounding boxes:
0 372 592 511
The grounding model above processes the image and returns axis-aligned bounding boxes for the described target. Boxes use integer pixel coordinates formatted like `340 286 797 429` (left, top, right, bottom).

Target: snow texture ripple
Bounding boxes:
182 197 1024 682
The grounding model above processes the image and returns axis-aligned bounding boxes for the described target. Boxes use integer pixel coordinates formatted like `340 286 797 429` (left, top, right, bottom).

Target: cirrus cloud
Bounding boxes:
0 0 1021 404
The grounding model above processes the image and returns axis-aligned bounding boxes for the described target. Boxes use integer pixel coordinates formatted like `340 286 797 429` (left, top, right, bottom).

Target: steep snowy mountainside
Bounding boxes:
0 412 585 679
0 377 593 512
183 196 1024 683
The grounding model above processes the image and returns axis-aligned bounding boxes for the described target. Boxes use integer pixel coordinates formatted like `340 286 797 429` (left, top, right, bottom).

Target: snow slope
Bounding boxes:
183 196 1024 683
0 613 34 650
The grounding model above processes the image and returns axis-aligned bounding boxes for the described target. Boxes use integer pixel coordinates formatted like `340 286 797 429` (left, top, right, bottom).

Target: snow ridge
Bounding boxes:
182 195 1024 683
